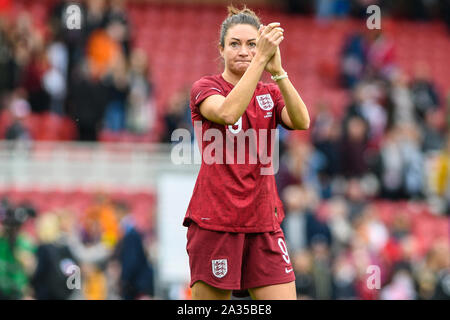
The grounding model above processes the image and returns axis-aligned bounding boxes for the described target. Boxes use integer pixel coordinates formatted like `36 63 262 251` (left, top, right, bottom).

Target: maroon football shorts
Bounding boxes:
186 222 295 291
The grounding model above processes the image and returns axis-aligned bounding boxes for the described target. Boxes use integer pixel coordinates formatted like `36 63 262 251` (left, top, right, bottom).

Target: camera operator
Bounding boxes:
0 198 37 299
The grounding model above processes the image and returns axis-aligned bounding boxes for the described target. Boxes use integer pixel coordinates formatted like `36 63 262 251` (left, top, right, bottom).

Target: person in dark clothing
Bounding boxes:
67 60 109 141
311 102 342 194
410 63 440 121
340 32 367 89
162 88 192 143
339 115 370 178
31 242 79 300
103 54 129 132
281 185 332 252
113 202 154 300
292 250 315 299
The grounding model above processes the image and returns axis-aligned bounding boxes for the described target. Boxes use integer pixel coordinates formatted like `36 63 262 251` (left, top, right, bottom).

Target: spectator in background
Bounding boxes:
113 201 154 300
0 18 17 95
389 212 412 241
105 0 130 57
162 87 192 143
358 82 388 146
332 252 357 299
311 238 334 299
73 196 116 300
414 240 450 300
103 53 129 132
366 29 396 79
85 21 122 81
388 70 416 128
421 109 445 152
68 59 108 141
380 265 417 300
430 240 450 299
349 0 383 18
31 212 79 300
410 62 440 121
312 101 342 196
344 178 369 222
377 127 404 199
349 235 379 300
5 91 31 141
49 0 86 82
377 124 425 199
277 139 325 196
361 205 389 253
292 250 315 299
0 198 36 300
17 16 50 114
340 31 366 88
339 115 370 178
315 0 351 22
85 0 108 39
282 185 332 253
430 133 450 214
326 196 353 251
42 30 69 115
126 48 156 135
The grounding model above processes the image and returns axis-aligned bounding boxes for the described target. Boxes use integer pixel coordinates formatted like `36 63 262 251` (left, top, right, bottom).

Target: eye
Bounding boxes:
230 42 239 48
248 42 256 48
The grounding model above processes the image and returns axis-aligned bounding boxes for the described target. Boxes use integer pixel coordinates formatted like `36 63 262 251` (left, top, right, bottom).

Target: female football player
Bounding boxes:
184 5 310 300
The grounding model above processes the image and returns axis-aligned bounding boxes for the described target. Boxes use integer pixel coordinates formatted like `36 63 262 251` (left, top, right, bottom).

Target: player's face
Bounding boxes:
220 24 258 76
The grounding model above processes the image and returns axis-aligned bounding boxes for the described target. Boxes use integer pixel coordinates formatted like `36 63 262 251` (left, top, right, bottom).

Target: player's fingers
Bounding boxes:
262 22 280 35
267 22 281 29
270 31 284 45
274 35 284 46
267 27 283 35
267 28 284 41
270 27 284 35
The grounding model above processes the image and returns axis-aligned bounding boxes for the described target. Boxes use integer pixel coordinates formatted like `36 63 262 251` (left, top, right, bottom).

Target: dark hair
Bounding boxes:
219 5 261 48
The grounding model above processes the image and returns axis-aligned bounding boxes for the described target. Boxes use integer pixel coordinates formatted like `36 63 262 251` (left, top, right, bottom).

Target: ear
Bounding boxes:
218 44 224 58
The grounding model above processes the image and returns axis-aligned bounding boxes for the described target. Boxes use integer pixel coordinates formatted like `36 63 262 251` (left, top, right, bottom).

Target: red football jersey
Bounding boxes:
183 74 290 233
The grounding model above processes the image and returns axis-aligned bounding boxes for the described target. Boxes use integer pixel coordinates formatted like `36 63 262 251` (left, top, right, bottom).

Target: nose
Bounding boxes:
238 45 249 56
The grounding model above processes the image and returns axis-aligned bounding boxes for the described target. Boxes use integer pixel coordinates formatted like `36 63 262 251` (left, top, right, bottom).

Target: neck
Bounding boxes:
221 69 243 86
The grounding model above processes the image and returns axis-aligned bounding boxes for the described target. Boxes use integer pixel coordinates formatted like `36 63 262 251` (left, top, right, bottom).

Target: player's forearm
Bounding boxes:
277 77 310 130
219 56 267 125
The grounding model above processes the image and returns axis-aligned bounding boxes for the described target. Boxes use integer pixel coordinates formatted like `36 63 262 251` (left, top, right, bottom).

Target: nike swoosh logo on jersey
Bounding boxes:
285 267 293 273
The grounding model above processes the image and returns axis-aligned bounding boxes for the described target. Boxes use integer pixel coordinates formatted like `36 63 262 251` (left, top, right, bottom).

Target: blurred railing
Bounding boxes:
0 140 199 191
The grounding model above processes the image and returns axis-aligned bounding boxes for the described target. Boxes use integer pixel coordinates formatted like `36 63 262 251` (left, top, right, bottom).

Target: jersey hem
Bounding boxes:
183 216 279 234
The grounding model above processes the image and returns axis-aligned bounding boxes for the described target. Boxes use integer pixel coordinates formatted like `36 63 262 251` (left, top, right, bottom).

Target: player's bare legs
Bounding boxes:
248 281 297 300
191 281 232 300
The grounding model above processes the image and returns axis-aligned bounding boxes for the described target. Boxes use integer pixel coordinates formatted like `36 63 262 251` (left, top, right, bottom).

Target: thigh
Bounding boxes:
242 228 296 296
248 281 297 300
186 223 245 292
191 280 232 300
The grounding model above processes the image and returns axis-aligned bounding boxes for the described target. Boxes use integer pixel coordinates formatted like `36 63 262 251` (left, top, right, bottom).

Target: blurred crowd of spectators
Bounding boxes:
0 0 156 142
275 25 449 299
0 194 155 300
284 0 450 31
280 182 449 300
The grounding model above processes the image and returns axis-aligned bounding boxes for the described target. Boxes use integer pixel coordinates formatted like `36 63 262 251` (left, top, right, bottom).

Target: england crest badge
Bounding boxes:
212 259 228 278
256 94 274 111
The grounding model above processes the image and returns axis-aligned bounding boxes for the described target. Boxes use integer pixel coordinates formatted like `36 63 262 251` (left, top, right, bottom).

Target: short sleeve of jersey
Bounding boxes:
190 77 225 114
268 83 292 130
